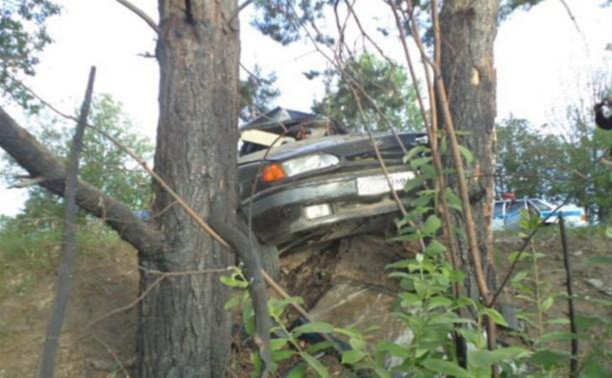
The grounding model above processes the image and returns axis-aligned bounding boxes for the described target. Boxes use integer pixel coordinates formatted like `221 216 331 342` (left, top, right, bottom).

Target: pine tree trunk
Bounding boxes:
440 0 499 298
136 1 240 376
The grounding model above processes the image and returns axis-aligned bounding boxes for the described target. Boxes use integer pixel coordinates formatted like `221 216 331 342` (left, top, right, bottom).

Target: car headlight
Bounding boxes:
262 153 339 183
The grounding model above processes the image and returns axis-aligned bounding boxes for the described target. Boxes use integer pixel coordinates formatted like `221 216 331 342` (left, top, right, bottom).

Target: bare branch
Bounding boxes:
115 0 159 34
38 66 96 378
0 107 165 256
559 216 579 377
229 0 254 23
9 175 46 188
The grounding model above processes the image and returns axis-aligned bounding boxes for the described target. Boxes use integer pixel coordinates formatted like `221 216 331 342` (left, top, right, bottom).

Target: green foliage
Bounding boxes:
504 214 612 377
252 0 335 45
313 53 423 133
0 0 61 110
496 114 612 221
222 143 532 377
239 65 280 122
3 94 153 228
498 0 543 21
0 215 122 299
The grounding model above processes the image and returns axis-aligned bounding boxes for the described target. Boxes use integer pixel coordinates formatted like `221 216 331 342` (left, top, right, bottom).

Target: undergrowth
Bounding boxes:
222 142 612 377
0 216 123 299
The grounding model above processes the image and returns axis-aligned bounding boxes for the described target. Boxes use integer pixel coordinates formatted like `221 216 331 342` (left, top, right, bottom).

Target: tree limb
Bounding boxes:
115 0 159 34
0 107 164 256
38 66 96 378
209 200 274 377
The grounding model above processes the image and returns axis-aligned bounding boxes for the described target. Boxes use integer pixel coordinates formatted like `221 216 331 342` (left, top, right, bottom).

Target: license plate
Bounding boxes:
357 171 415 196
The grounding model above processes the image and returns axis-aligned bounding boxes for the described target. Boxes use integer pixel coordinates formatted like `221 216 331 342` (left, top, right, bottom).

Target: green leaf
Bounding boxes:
584 298 612 307
272 350 297 362
468 347 529 369
349 336 367 351
537 331 579 343
307 341 335 354
575 314 604 330
529 349 567 369
269 296 304 318
224 294 245 310
458 328 486 349
376 341 410 358
292 321 335 335
342 349 366 365
458 145 474 165
429 316 475 325
444 187 463 211
333 327 363 339
270 338 289 351
390 232 424 242
540 296 554 311
422 215 442 236
242 305 255 336
404 175 428 193
483 308 509 327
546 317 570 325
285 362 307 378
423 358 472 378
302 353 330 378
219 275 248 288
403 145 430 163
444 266 466 283
410 156 433 169
427 296 453 310
511 270 529 284
582 358 610 378
424 240 447 256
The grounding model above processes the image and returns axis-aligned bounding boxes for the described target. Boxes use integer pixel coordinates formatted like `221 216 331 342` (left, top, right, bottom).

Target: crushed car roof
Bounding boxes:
240 107 326 131
238 132 426 165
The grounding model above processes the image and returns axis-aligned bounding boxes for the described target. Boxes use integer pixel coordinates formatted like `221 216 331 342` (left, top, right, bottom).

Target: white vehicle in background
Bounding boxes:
493 197 588 231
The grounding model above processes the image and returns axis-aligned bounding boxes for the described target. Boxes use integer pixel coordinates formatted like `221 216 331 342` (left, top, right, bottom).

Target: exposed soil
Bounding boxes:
0 227 609 377
0 239 138 378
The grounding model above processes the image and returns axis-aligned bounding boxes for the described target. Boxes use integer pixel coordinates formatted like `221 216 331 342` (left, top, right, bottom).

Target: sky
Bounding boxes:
1 0 610 216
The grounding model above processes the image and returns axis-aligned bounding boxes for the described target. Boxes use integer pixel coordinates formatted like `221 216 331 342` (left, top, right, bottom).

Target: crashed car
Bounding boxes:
493 197 588 231
238 107 426 250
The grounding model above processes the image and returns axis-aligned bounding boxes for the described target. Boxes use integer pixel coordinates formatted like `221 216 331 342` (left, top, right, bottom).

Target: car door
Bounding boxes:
493 201 506 230
505 199 526 229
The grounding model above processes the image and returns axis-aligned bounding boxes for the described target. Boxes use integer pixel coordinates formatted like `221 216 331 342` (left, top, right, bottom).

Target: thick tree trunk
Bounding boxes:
136 1 240 377
440 0 499 298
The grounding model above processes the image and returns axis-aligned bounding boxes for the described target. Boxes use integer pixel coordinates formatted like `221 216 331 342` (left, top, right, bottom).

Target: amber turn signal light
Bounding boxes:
262 163 287 182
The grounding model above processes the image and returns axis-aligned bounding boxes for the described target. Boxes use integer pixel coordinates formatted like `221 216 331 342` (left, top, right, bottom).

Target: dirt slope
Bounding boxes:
0 227 609 377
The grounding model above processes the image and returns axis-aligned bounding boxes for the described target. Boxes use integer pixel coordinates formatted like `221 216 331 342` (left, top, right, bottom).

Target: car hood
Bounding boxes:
238 132 426 165
541 206 585 218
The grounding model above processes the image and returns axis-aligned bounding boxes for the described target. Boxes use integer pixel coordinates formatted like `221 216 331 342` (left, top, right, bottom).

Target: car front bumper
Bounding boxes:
240 167 414 246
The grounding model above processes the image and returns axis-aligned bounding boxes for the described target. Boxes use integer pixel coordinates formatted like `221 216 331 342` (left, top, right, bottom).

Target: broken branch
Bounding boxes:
115 0 159 34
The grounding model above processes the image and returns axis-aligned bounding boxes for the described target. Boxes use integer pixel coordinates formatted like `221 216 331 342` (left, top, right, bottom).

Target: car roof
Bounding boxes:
240 107 328 131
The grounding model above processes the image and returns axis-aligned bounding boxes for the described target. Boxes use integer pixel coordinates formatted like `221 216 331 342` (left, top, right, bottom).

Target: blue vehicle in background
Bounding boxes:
493 197 588 231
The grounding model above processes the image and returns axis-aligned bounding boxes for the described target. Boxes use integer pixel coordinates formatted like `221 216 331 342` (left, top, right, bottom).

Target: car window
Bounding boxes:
506 200 526 214
494 202 505 217
530 199 552 211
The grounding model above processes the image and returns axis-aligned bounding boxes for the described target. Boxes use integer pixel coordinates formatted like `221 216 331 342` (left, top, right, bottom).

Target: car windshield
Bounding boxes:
530 199 553 211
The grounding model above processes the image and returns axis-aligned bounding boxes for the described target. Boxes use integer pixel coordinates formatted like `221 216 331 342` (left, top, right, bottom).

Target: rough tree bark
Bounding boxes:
439 0 499 298
1 0 243 375
136 1 240 377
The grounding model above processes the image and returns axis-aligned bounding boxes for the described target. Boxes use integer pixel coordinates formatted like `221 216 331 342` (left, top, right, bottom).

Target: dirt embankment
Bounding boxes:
0 227 609 377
